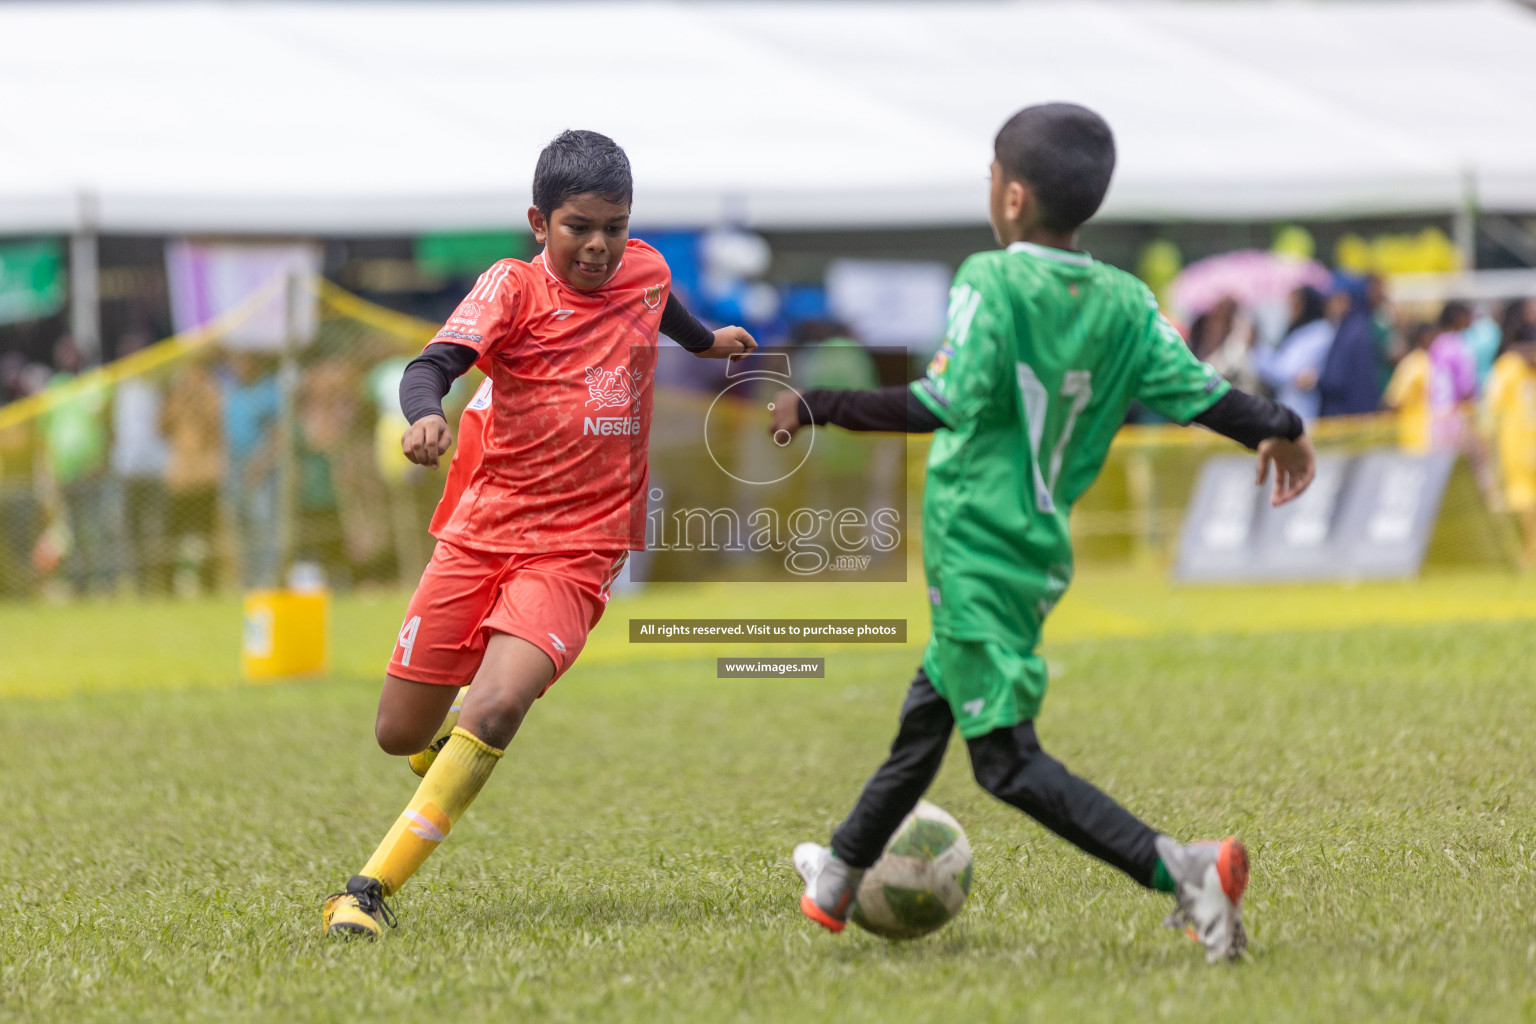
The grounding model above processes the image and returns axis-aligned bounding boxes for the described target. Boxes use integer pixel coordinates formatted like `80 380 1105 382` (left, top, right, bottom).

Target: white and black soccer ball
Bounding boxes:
850 800 973 940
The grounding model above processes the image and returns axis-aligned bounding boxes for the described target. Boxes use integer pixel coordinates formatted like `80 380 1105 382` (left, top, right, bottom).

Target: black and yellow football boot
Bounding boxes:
322 875 397 939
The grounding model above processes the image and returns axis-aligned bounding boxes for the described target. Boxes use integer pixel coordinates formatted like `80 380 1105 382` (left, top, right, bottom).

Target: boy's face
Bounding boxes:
528 193 630 291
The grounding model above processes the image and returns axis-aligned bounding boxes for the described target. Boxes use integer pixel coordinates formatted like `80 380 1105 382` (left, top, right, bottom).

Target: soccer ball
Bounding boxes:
850 800 973 940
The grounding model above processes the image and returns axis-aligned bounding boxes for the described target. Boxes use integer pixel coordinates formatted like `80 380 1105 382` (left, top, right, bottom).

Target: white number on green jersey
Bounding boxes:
1015 364 1093 513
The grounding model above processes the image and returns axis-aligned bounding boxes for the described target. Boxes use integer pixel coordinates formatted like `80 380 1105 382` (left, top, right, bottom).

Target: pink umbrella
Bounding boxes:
1170 250 1333 318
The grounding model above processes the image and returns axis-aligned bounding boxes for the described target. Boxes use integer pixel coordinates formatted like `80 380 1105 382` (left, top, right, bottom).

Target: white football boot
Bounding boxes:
792 842 864 933
1155 834 1249 963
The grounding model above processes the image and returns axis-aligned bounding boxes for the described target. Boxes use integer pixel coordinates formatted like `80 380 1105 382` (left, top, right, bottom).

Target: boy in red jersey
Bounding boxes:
323 131 755 937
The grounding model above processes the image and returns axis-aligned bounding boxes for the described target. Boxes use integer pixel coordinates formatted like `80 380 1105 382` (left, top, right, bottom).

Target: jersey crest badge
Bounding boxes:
926 344 954 378
642 284 663 311
585 365 644 411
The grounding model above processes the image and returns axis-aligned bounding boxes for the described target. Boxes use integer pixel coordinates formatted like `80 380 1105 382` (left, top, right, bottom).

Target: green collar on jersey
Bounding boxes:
1006 241 1093 267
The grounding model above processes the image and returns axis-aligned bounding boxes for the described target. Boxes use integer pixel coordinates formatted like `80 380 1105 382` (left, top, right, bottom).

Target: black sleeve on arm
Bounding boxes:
796 385 945 434
660 293 715 353
1191 387 1305 450
399 342 479 425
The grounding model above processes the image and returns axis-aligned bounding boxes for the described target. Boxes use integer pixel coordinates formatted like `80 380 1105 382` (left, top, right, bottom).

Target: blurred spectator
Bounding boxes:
1186 297 1234 361
1189 297 1261 393
1499 298 1536 357
1427 301 1477 449
317 357 392 584
368 355 431 583
160 359 224 595
42 335 119 595
1257 286 1334 422
110 332 171 594
295 358 350 580
1364 275 1398 391
220 352 281 589
1463 305 1502 387
0 388 41 596
1318 283 1384 417
3 350 55 404
1191 300 1253 396
1385 322 1435 453
1485 324 1536 564
1 351 26 403
797 320 880 391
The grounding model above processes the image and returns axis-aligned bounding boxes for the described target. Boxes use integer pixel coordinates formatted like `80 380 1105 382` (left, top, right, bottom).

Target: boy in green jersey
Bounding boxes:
772 104 1315 963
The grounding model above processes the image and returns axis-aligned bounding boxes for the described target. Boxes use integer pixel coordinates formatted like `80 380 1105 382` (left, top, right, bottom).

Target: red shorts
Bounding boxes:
387 541 628 689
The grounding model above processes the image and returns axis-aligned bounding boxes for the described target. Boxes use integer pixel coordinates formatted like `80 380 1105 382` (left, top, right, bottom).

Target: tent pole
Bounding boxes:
276 272 300 585
70 190 101 364
1454 167 1479 271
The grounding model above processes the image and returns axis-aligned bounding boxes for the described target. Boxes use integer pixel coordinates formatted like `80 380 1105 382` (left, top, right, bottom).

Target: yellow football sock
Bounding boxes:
360 728 503 895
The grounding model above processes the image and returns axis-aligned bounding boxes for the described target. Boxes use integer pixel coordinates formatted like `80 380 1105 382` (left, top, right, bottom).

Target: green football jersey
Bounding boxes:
911 242 1228 653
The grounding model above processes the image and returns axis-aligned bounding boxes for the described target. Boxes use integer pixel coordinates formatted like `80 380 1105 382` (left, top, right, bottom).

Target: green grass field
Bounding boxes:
2 571 1535 1022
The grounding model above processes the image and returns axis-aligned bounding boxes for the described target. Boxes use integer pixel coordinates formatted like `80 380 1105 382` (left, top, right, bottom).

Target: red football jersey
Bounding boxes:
427 239 670 553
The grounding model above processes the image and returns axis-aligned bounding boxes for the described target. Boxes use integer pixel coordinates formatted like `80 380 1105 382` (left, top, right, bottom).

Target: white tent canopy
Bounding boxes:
3 0 1536 234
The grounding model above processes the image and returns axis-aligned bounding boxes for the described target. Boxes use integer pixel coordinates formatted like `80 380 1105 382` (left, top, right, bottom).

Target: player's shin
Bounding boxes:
359 727 504 895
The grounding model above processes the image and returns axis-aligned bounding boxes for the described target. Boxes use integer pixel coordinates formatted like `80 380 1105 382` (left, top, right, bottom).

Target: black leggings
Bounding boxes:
829 667 1161 887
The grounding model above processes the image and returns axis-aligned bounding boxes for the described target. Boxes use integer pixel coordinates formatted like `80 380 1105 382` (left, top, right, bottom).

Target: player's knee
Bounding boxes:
459 684 534 748
374 711 434 756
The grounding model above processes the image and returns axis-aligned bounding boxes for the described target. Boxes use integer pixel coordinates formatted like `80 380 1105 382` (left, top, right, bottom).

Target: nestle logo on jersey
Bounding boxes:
583 416 643 436
449 300 482 327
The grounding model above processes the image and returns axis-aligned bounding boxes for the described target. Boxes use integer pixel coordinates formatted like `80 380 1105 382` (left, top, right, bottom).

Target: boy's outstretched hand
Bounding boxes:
1256 434 1315 506
699 326 758 360
402 413 454 469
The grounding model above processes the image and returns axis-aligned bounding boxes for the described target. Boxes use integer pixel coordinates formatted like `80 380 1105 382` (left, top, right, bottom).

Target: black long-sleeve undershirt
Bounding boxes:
798 385 942 433
796 383 1304 450
1190 387 1305 448
659 293 715 353
399 292 716 424
400 342 477 426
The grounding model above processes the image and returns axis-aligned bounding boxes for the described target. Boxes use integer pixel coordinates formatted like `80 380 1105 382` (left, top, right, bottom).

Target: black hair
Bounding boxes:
1407 321 1436 350
1287 286 1328 335
1499 297 1536 351
994 103 1116 233
532 130 632 216
1438 300 1471 329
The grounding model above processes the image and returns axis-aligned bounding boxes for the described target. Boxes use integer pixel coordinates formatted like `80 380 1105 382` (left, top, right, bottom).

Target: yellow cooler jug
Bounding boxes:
242 589 330 681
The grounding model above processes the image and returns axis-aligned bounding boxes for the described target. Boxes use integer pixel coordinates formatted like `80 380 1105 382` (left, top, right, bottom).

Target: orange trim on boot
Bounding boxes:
800 893 847 933
1216 837 1249 904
